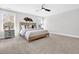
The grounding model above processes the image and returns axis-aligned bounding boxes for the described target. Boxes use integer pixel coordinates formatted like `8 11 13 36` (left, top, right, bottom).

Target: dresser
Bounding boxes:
4 30 15 39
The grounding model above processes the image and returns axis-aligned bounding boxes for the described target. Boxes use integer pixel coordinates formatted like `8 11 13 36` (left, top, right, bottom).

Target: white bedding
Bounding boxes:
20 28 33 36
20 29 48 40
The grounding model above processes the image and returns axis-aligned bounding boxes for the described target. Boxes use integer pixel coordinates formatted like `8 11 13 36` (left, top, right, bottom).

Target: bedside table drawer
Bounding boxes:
4 30 15 39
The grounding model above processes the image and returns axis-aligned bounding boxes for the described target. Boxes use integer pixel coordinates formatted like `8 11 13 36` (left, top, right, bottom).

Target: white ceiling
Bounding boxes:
0 4 79 17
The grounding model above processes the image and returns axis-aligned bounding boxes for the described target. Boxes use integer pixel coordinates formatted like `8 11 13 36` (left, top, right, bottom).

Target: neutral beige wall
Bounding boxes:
44 9 79 37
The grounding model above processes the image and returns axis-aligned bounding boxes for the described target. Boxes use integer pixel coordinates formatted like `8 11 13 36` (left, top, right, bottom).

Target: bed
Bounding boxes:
19 22 49 41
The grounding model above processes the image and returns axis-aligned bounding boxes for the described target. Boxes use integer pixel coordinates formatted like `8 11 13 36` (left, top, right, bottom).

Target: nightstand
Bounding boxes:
4 30 15 39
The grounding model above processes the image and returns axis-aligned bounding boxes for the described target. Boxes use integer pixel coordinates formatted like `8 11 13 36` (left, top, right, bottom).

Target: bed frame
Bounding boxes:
28 33 49 42
20 22 49 42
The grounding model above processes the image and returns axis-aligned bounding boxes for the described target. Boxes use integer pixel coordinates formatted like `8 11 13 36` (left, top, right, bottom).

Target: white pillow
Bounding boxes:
20 28 26 36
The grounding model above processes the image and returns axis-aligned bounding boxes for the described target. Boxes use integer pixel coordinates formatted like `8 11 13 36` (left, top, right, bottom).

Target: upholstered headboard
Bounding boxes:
19 22 36 31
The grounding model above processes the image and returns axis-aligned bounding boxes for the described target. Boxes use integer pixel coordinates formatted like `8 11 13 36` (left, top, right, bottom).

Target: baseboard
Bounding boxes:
50 32 79 38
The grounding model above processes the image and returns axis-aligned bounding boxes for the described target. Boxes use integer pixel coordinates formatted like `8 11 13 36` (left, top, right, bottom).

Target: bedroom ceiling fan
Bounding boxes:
36 4 51 12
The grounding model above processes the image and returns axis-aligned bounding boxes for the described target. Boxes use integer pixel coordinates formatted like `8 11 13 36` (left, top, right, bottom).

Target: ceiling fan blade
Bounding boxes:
44 8 51 12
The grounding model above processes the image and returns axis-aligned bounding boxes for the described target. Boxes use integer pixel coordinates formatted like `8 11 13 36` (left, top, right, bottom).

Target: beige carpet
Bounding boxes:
0 34 79 54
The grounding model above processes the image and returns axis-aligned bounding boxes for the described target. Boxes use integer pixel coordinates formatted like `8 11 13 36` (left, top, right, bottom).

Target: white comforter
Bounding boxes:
20 29 48 40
